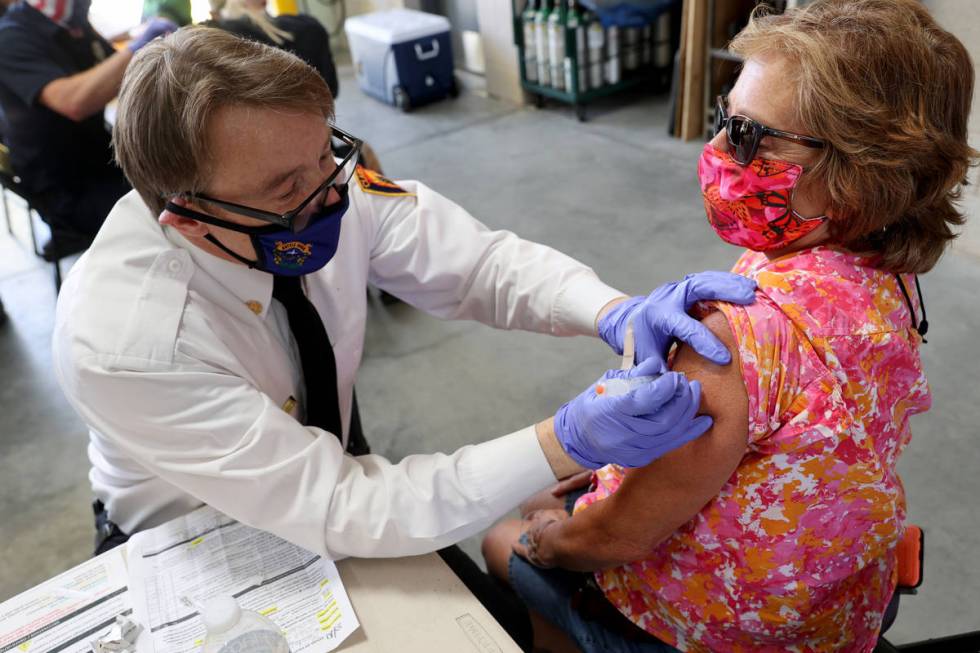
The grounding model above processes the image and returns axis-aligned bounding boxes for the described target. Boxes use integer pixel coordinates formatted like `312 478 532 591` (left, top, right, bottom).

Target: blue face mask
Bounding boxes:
164 185 350 276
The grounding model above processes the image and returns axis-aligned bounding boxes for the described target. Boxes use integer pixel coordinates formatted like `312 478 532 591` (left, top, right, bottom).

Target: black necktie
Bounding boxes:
272 275 343 439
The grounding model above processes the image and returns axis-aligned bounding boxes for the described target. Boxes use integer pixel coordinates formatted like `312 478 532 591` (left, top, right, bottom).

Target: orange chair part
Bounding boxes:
896 524 924 589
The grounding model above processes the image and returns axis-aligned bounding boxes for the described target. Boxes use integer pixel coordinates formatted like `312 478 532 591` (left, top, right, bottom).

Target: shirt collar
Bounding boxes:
164 227 274 319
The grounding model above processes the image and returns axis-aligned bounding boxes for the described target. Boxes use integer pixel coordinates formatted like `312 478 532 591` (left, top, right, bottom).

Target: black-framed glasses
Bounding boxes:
715 95 825 166
180 125 363 233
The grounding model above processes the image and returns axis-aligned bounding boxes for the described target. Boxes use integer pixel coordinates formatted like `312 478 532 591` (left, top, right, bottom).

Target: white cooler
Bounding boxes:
344 9 457 111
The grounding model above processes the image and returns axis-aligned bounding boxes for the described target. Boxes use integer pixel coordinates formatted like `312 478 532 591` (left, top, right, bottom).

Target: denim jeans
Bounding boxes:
507 488 680 653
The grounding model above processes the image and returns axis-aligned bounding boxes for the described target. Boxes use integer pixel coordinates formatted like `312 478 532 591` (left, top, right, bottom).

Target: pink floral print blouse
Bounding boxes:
574 247 931 652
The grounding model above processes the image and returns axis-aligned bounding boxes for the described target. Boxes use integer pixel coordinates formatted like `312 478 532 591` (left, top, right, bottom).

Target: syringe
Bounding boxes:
595 375 661 397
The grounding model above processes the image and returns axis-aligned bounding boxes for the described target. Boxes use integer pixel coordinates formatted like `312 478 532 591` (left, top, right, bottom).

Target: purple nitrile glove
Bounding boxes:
127 18 178 53
554 358 712 469
599 271 756 366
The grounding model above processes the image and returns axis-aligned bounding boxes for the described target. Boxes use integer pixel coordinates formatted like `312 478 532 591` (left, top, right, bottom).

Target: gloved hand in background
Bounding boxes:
128 17 178 53
598 271 756 366
554 358 712 469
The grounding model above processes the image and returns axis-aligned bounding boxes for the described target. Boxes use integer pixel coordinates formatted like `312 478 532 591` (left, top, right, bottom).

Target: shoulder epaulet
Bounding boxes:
353 165 415 198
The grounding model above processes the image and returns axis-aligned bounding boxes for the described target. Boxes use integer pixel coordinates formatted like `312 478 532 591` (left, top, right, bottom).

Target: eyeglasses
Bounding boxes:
181 125 363 233
714 95 825 166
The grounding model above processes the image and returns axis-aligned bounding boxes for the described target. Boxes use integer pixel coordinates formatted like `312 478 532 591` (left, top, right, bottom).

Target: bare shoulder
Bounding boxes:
618 309 749 496
595 310 752 553
670 309 748 431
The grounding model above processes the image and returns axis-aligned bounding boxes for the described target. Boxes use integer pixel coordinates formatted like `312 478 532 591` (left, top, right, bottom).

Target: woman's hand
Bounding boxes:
513 509 568 568
519 471 591 516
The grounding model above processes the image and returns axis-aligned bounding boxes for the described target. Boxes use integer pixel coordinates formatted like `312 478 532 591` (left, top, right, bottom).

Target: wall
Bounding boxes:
924 0 980 259
475 0 525 104
294 0 406 57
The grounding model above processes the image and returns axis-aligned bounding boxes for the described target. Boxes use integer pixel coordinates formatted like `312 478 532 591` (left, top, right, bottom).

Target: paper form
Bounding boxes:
126 506 357 653
0 548 130 653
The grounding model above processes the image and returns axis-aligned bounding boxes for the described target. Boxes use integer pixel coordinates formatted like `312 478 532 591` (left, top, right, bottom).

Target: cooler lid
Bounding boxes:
344 9 451 45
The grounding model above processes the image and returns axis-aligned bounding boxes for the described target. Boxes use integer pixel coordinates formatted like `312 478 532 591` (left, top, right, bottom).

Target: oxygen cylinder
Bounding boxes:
586 12 604 89
547 0 566 91
654 12 671 67
535 0 552 86
565 0 587 93
605 24 621 85
623 26 639 71
641 22 652 65
522 0 538 83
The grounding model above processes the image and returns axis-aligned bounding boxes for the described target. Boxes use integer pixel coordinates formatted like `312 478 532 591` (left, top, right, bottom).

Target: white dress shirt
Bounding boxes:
53 178 622 559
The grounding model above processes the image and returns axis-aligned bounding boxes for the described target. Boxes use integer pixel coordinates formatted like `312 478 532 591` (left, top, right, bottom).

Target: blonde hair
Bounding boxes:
731 0 977 273
113 27 333 216
220 0 294 46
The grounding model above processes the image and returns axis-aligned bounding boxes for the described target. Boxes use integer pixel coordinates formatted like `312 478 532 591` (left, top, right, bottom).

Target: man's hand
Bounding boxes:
128 18 178 53
598 271 756 366
550 470 592 498
553 358 712 469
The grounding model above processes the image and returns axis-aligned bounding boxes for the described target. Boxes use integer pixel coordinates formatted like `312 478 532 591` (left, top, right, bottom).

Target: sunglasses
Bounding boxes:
181 125 363 233
715 95 825 166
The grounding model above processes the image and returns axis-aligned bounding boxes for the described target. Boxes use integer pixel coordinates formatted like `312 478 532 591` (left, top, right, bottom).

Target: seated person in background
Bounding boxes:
207 0 338 100
207 0 385 181
0 0 174 249
482 1 975 651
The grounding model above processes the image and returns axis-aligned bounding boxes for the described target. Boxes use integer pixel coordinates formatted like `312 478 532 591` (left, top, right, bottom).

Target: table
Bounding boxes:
337 553 521 652
0 546 521 653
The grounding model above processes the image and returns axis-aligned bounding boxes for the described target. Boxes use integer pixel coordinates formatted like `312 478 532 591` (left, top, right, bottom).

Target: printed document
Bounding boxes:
127 506 358 653
0 548 130 653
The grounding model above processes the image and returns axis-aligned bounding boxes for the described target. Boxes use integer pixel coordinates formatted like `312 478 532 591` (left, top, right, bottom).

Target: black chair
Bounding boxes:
0 143 89 292
874 525 980 652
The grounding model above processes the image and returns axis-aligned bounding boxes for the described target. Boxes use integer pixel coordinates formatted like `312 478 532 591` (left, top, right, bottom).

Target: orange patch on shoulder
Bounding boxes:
354 165 414 197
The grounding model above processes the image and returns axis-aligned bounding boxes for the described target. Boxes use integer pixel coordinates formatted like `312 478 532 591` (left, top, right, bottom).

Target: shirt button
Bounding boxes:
168 259 182 274
246 300 263 315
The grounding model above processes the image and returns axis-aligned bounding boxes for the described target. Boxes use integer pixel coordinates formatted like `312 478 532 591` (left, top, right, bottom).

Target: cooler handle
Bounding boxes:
414 39 441 61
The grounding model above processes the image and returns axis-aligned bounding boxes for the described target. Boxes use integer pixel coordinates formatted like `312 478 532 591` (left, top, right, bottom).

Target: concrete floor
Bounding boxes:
1 67 978 646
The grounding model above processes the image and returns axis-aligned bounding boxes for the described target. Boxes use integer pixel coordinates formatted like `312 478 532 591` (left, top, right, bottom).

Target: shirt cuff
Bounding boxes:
460 425 556 513
552 274 625 337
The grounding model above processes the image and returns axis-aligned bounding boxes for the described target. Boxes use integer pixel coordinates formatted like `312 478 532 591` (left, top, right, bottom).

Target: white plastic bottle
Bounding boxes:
201 596 289 653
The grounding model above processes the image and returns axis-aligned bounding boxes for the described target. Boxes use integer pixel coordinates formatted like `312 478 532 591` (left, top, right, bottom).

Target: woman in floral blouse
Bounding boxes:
482 1 976 651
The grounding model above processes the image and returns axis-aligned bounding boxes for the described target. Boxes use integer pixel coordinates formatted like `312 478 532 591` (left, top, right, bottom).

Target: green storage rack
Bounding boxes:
511 1 679 121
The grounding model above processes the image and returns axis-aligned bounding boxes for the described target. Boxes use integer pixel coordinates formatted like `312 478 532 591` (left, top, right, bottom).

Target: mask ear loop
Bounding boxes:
786 169 829 224
896 274 929 343
203 233 261 269
165 200 263 269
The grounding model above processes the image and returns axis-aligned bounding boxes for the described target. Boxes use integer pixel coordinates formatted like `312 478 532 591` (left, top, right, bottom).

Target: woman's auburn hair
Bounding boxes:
731 0 977 274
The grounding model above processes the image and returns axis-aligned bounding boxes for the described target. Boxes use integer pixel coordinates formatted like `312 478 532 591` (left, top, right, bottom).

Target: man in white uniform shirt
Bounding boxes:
53 28 755 646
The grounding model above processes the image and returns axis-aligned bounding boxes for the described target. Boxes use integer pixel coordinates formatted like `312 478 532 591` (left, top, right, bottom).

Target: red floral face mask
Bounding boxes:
697 144 826 251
